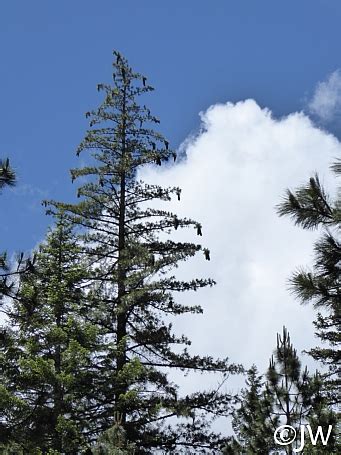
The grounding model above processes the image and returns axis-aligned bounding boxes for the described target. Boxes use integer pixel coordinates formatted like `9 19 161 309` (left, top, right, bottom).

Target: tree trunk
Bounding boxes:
115 81 128 427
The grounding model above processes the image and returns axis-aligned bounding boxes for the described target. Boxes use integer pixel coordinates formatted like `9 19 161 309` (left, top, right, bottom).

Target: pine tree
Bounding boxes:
47 51 241 452
302 373 340 454
0 157 17 301
0 214 102 453
277 172 340 405
225 327 338 454
0 158 16 190
266 327 314 454
93 413 136 455
224 365 275 454
267 327 339 454
0 157 36 303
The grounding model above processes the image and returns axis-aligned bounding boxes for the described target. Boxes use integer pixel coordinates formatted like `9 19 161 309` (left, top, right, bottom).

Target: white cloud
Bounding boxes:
140 99 340 393
308 69 341 122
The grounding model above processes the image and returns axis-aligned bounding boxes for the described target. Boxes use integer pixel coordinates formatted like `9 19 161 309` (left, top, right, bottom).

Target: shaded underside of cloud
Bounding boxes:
140 99 340 387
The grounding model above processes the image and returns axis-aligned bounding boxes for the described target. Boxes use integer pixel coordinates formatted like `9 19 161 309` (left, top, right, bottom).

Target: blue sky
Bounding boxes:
1 0 341 251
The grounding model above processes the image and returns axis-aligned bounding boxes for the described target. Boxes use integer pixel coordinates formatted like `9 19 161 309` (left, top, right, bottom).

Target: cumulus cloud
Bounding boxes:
140 99 340 392
308 69 341 122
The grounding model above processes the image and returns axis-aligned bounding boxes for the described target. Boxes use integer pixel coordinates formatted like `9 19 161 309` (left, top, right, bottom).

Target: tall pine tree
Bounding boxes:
47 51 240 452
277 172 340 405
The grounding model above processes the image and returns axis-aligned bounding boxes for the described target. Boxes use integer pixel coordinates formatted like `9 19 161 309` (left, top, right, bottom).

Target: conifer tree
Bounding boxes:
277 171 340 404
225 327 338 454
266 327 314 455
302 373 340 454
0 157 17 301
224 365 275 454
93 414 136 455
0 214 101 453
0 157 36 303
47 51 240 452
0 158 16 190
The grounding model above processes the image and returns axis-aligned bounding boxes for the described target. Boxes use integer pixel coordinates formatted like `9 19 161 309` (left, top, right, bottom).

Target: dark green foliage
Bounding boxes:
0 252 33 307
266 328 315 429
42 51 241 452
0 158 16 190
266 328 339 453
225 327 338 454
224 365 275 454
92 414 136 454
277 174 333 230
302 374 340 454
277 170 340 404
0 157 16 301
0 215 102 453
0 157 31 308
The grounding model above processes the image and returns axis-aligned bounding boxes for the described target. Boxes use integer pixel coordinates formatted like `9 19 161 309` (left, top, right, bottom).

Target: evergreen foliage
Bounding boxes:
225 327 339 454
226 365 275 454
0 157 32 305
0 158 16 190
1 51 241 452
277 171 341 404
0 215 102 453
92 414 136 454
0 157 16 301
